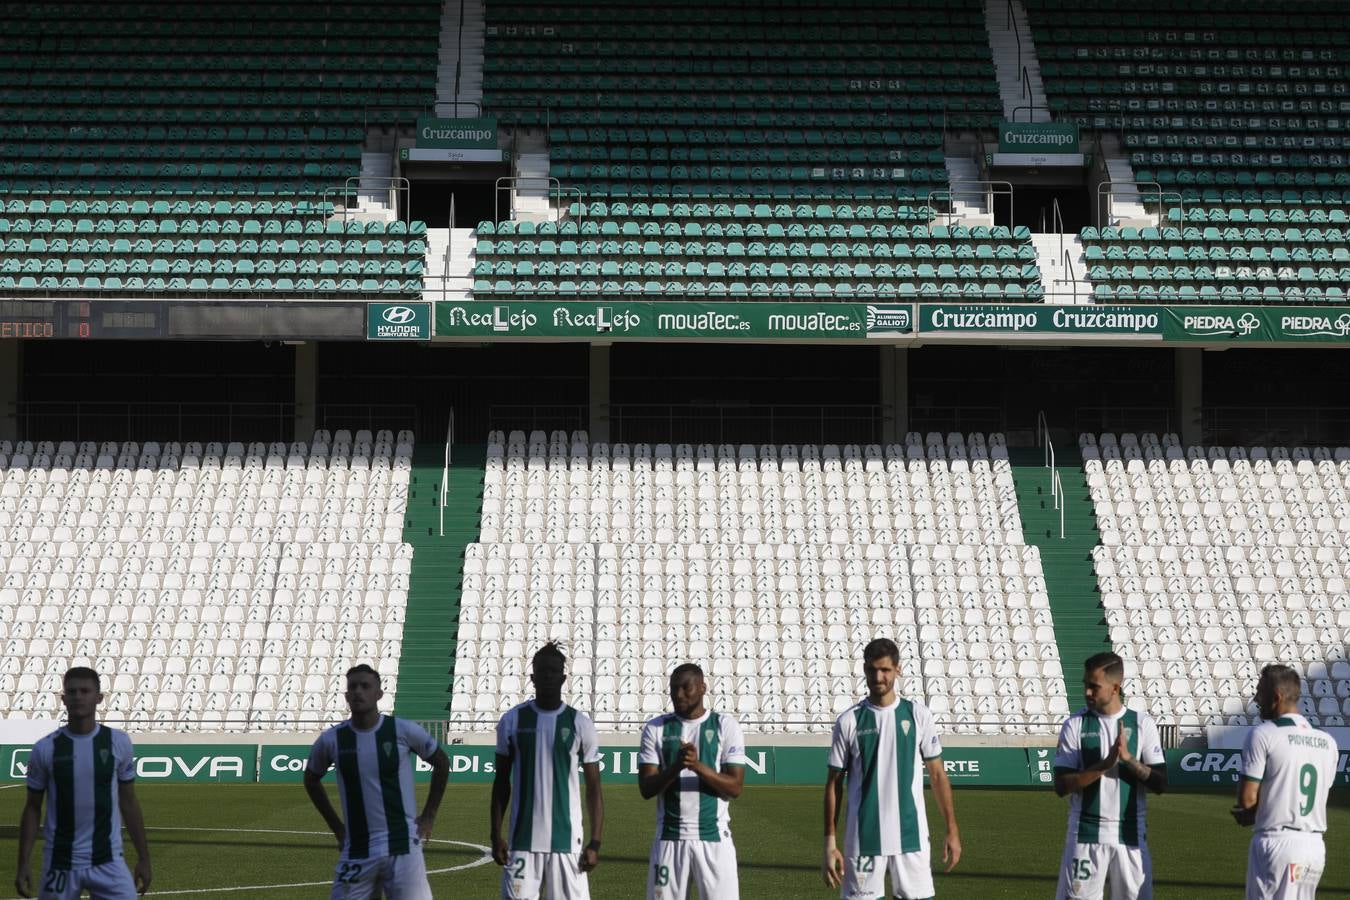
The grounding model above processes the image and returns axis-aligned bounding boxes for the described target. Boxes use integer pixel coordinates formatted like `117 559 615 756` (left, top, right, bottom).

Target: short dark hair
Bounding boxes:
1084 652 1124 683
532 642 566 672
345 664 381 686
862 638 900 666
62 667 100 691
1261 663 1302 701
670 663 704 683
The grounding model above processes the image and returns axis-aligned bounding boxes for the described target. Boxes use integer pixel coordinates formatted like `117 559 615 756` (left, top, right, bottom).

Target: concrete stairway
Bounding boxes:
422 227 476 301
355 152 397 220
1011 447 1112 686
1100 137 1153 227
943 156 992 225
1031 232 1089 304
986 0 1051 122
435 0 485 116
392 443 486 722
512 129 554 220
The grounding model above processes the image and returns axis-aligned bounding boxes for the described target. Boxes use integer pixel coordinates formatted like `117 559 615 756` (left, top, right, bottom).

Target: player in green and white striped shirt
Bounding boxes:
1053 652 1167 900
304 664 451 900
491 643 604 900
638 663 748 899
823 638 962 900
15 667 151 900
1233 663 1338 900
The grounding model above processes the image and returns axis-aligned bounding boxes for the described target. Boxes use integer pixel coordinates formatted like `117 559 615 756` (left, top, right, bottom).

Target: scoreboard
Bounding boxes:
0 300 161 339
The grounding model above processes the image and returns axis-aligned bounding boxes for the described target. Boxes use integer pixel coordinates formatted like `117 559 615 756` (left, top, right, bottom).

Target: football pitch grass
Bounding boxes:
0 783 1347 898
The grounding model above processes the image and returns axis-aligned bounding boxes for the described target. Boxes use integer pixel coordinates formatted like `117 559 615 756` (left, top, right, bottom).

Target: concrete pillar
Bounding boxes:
588 343 610 443
1174 348 1202 446
880 346 909 442
0 340 18 442
294 341 318 441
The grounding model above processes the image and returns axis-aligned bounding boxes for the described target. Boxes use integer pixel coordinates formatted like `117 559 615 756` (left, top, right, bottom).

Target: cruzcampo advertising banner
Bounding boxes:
998 121 1080 154
415 117 498 150
919 304 1162 336
436 301 915 340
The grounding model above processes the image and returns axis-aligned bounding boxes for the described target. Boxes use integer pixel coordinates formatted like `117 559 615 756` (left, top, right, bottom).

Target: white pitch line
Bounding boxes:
1 828 494 898
0 783 28 790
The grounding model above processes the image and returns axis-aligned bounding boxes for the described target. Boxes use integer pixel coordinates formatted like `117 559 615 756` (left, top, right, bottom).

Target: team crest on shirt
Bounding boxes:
382 741 394 758
560 727 572 743
704 728 715 743
901 720 912 736
1121 726 1133 743
99 749 110 764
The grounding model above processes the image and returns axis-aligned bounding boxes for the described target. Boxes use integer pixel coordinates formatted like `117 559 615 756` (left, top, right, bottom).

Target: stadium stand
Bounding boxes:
1081 223 1350 303
449 429 1070 734
484 0 1000 201
0 430 414 731
1027 0 1350 201
0 0 439 298
473 206 1040 299
1084 432 1350 732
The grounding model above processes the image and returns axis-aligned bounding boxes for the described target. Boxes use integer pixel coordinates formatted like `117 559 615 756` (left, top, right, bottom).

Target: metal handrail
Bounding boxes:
342 175 411 224
1053 468 1065 539
495 175 556 222
1010 104 1055 124
434 100 484 117
1096 180 1165 228
1021 66 1033 103
443 194 456 304
439 409 455 537
361 105 434 130
925 180 1014 227
1058 247 1079 303
1006 0 1023 103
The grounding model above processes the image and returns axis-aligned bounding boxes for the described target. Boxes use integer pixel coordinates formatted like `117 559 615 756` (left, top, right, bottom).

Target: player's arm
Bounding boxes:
118 780 153 894
637 760 685 800
579 760 604 873
1232 776 1261 827
924 757 962 872
15 788 43 898
303 766 346 849
416 747 451 839
822 766 847 888
1053 733 1119 797
1115 727 1167 793
489 753 512 866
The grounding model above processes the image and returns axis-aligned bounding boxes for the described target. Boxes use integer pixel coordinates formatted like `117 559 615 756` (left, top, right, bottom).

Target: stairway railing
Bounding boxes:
1036 410 1066 539
439 408 455 537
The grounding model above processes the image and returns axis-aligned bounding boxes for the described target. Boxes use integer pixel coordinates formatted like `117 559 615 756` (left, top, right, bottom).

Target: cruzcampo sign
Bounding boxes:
920 303 1161 336
435 301 915 341
998 121 1080 154
415 117 498 150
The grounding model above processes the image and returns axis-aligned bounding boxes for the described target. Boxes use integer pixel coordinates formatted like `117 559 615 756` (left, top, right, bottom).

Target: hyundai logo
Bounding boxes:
382 306 417 325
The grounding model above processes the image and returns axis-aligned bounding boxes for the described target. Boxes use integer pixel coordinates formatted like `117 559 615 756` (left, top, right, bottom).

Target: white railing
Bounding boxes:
1036 410 1065 539
439 409 455 537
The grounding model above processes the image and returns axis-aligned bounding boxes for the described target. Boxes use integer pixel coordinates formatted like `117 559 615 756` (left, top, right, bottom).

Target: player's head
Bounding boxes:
344 664 384 715
861 638 900 702
1254 663 1302 721
531 642 567 694
669 663 706 720
1082 652 1124 714
61 666 102 719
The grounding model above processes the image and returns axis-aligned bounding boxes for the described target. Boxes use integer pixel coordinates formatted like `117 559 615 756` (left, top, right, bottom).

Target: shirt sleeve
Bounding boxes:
721 715 749 768
399 719 440 761
576 712 601 766
827 715 851 772
1054 717 1081 770
116 731 136 782
917 703 942 760
1139 715 1165 766
637 719 661 767
304 731 333 777
24 740 49 793
1240 725 1268 782
494 709 514 757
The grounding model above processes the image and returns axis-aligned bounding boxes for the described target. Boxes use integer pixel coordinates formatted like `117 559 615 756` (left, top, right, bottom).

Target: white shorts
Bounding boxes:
1055 840 1152 900
502 850 591 900
842 847 934 900
1247 831 1325 900
647 837 739 900
330 844 431 900
38 859 137 900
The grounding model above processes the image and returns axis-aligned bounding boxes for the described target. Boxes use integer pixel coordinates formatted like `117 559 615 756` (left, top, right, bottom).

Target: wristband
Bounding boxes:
586 839 602 852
